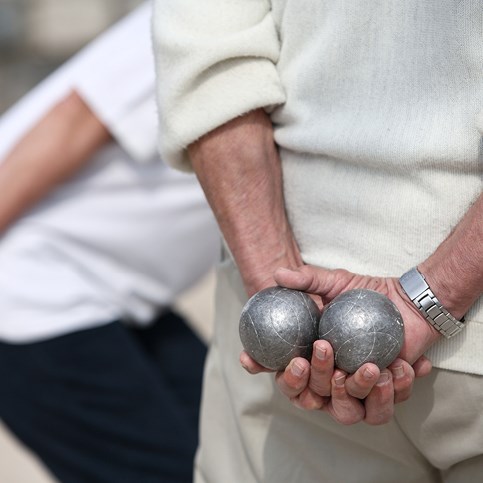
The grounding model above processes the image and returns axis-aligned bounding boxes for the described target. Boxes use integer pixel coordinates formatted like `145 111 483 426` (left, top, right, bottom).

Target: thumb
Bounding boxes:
274 265 339 298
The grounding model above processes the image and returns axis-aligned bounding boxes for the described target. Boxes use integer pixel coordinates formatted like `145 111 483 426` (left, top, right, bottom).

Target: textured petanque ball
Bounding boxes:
319 289 404 373
239 286 320 371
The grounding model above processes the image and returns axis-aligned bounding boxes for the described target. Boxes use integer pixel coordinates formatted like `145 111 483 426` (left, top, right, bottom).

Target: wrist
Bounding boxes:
238 237 303 296
417 194 483 320
418 262 469 321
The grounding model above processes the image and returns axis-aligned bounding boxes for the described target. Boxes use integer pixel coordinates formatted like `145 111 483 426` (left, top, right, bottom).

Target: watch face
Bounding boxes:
400 268 427 301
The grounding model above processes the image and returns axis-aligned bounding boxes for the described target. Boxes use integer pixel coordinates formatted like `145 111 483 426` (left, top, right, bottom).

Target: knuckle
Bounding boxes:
394 392 411 404
277 372 304 391
290 397 305 410
331 403 365 425
305 399 325 411
298 388 324 410
349 390 370 400
394 376 412 390
365 408 394 426
337 413 364 426
279 385 302 399
291 396 322 411
308 380 331 397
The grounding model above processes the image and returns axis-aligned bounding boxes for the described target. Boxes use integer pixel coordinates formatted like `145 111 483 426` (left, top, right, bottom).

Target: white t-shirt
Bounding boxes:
0 2 220 343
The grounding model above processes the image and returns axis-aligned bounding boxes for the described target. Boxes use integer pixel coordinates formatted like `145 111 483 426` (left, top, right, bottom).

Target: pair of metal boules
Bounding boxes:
239 286 404 373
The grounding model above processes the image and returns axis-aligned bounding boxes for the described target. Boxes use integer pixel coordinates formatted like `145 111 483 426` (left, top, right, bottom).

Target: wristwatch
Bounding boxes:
399 267 465 338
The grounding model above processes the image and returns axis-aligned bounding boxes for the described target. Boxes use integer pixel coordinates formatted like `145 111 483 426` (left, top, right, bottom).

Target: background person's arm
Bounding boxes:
0 90 111 233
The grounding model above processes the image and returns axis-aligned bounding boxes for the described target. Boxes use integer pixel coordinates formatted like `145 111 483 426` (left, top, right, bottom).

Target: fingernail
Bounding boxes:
377 372 390 386
393 365 404 379
315 345 327 361
335 375 346 386
363 368 375 380
291 361 305 377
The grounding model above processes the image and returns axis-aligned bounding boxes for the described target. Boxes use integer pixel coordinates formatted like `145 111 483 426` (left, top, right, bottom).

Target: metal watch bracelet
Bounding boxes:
399 267 465 338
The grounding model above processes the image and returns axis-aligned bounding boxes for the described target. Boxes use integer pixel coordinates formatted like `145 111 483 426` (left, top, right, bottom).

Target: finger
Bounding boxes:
274 265 340 298
274 266 316 292
240 351 274 374
389 359 415 404
412 355 432 378
325 370 365 425
308 340 335 397
345 363 380 399
292 387 328 411
363 370 394 425
275 357 311 399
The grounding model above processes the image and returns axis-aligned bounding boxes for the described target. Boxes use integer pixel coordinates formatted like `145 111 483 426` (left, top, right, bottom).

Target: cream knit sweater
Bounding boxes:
153 0 483 374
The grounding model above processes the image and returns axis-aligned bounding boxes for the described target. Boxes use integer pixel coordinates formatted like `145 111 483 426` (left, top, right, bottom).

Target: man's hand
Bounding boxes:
275 266 442 364
240 265 435 425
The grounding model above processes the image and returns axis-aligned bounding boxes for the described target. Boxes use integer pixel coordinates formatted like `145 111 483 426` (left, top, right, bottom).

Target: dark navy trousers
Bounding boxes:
0 311 206 483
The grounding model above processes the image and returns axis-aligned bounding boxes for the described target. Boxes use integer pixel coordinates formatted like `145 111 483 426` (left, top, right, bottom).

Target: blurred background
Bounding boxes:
0 1 216 481
0 0 142 112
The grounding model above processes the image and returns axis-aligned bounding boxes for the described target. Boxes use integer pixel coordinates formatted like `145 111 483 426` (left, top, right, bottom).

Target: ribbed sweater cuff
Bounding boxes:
159 58 286 172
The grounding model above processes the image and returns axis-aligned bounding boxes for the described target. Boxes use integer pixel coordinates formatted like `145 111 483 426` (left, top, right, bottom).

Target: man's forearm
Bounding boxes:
419 192 483 319
188 109 302 296
0 90 111 233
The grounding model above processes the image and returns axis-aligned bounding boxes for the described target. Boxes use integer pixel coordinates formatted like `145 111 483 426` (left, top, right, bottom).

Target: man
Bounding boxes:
153 1 482 482
0 3 219 482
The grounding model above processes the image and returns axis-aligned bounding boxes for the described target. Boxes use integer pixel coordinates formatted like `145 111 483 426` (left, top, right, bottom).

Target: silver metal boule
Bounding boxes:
239 286 320 371
319 289 404 373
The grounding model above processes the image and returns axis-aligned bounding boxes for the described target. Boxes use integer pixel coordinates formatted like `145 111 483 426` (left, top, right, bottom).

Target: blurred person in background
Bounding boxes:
0 2 220 482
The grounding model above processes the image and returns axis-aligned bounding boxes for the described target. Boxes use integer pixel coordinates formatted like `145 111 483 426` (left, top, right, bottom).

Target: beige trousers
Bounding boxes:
195 257 483 483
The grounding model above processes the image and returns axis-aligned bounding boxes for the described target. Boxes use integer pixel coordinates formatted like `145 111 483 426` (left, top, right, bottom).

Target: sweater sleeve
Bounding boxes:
152 0 286 171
